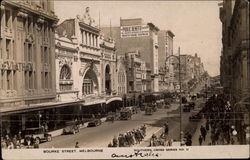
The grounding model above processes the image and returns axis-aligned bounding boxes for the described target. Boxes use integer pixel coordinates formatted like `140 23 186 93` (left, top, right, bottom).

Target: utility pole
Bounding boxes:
178 47 182 143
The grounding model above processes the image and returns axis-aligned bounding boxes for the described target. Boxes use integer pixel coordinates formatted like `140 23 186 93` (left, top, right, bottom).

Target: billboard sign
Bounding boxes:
120 25 149 38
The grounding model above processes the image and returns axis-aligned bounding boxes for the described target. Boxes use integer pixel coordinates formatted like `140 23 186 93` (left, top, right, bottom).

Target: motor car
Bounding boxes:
188 102 195 109
106 112 120 121
125 106 138 114
23 127 52 144
145 107 153 115
183 105 191 112
63 121 80 134
189 113 202 122
120 110 132 120
88 119 102 127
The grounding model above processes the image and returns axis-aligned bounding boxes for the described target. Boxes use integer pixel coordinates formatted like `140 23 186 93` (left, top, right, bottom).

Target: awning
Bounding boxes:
106 96 122 104
1 99 85 116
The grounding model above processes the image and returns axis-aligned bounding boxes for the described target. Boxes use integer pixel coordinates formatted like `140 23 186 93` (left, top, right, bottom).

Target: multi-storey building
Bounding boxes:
101 18 160 92
219 0 249 144
158 30 175 70
0 0 58 136
55 7 123 118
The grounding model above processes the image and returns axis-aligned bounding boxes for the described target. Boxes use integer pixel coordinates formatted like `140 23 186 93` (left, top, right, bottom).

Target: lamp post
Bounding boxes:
166 47 182 142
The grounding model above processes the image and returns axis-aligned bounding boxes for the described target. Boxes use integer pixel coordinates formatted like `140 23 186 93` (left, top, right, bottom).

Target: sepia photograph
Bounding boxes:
0 0 249 159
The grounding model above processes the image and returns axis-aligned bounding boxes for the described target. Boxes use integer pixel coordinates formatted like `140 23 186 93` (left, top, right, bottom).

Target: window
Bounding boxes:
7 70 11 90
82 79 93 95
44 47 48 63
41 72 44 88
25 71 28 89
28 43 32 61
85 32 88 45
29 71 33 89
81 30 84 44
28 16 32 33
60 65 71 80
0 70 4 89
41 46 43 63
33 71 37 89
13 71 16 90
5 10 11 28
45 72 49 89
6 39 11 59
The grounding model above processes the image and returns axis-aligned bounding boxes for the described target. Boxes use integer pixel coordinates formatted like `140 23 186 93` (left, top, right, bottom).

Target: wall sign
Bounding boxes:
120 25 149 38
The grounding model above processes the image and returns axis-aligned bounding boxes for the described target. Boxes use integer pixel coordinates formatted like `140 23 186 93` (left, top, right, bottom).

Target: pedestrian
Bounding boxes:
112 136 118 147
164 123 169 135
75 142 79 148
206 120 210 131
199 135 203 146
33 141 39 148
108 142 113 147
12 135 17 149
30 135 34 145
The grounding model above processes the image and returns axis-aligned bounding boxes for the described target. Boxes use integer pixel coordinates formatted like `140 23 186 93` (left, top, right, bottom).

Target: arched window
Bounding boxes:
60 65 71 80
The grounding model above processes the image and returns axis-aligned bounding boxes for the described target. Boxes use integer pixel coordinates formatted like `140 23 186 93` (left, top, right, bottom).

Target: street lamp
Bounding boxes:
166 47 182 142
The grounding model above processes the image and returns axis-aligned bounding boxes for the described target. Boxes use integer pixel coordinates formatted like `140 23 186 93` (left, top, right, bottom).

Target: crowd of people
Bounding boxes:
1 132 39 149
198 94 237 145
108 125 147 147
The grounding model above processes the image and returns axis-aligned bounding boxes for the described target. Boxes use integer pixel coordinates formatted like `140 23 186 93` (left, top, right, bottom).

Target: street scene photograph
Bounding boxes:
0 0 249 156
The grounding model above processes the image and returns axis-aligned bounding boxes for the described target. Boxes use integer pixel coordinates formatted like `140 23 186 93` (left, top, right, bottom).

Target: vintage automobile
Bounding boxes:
63 121 80 134
125 106 138 114
88 119 102 127
189 113 202 122
140 103 147 111
23 127 52 144
145 107 153 115
106 112 120 121
183 104 191 112
152 104 157 112
188 102 195 109
120 110 132 120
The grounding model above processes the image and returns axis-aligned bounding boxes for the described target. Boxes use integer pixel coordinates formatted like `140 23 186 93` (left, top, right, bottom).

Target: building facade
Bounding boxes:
0 0 58 135
100 35 117 95
219 0 249 144
116 55 127 96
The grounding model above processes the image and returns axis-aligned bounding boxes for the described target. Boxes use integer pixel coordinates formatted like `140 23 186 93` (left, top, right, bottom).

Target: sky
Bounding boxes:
54 0 222 76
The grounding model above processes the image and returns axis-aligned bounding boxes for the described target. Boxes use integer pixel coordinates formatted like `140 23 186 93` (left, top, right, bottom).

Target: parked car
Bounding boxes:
145 107 153 115
106 112 120 121
23 127 52 144
63 121 80 134
188 102 196 109
120 110 132 120
183 104 191 112
88 119 102 127
189 113 202 122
